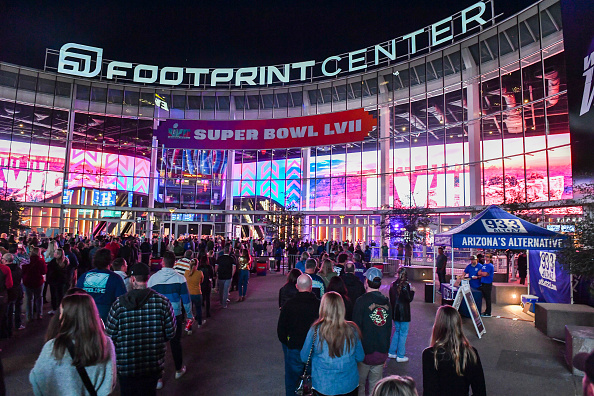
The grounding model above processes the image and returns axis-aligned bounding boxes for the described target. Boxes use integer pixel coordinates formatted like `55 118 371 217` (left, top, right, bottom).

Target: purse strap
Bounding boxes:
302 327 317 376
67 341 98 396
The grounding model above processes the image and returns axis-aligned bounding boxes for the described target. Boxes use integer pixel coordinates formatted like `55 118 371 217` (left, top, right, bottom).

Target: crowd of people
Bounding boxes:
0 231 491 395
277 244 486 396
0 231 270 395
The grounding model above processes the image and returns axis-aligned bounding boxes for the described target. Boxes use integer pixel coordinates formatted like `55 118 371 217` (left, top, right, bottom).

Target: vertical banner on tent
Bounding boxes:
529 250 571 303
560 0 594 187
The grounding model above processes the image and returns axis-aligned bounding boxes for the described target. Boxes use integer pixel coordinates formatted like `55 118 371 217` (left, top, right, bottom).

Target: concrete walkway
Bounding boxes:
2 271 583 395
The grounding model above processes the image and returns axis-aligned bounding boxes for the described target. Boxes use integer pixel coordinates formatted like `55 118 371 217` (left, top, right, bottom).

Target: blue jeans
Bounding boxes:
282 344 306 396
389 321 410 358
218 278 231 307
238 270 249 297
190 294 202 324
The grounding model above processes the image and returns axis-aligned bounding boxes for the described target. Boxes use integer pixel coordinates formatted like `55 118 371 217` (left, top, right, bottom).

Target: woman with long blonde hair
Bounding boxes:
300 292 364 396
318 258 337 289
44 240 58 263
422 305 486 396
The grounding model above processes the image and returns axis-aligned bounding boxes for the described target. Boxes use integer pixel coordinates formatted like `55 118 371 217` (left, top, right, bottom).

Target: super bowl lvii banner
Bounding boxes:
529 250 570 304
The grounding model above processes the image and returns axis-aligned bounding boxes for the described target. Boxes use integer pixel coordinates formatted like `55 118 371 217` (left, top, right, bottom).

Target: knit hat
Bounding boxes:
130 263 150 277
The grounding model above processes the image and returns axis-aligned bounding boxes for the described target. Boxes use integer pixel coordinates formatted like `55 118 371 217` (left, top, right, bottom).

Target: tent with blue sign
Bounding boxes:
434 205 564 250
433 205 571 304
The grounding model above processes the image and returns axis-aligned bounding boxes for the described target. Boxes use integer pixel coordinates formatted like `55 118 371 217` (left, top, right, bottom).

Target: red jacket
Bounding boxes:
0 264 13 292
22 255 47 289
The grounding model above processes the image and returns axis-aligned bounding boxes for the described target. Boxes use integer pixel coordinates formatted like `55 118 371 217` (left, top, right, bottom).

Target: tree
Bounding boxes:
0 199 28 235
559 183 594 278
380 203 434 245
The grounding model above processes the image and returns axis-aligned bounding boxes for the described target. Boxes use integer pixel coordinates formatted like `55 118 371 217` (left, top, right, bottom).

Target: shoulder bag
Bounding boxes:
67 341 98 396
295 327 317 396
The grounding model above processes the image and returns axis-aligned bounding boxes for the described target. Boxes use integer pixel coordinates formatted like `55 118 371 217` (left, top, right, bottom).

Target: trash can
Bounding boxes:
256 261 267 276
425 282 434 303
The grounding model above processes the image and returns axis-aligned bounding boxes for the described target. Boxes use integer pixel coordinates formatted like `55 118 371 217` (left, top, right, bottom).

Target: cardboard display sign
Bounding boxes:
453 283 486 339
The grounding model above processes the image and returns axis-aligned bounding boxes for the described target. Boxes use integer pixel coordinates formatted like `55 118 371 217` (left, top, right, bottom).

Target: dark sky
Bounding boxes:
2 0 538 70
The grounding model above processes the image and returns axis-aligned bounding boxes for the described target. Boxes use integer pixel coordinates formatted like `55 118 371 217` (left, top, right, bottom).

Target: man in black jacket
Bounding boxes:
277 274 320 396
353 267 392 396
342 262 365 304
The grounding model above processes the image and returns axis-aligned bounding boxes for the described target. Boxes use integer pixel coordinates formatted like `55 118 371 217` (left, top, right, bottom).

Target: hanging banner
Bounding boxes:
529 250 571 304
153 108 376 150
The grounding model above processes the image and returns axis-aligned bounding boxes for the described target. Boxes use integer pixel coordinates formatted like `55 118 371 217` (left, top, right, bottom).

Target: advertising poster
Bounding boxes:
529 250 571 304
560 0 594 189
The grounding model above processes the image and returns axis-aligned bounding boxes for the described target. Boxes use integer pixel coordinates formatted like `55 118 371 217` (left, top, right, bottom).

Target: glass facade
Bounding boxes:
0 0 575 239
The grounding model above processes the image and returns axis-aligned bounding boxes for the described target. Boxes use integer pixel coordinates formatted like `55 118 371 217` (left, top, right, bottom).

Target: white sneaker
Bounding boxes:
47 310 55 315
156 379 163 389
396 356 409 363
388 353 397 359
175 366 187 379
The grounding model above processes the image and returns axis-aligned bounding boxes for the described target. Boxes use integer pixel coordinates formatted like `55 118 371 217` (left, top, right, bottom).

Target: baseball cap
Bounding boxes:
365 267 383 282
470 255 478 260
573 351 594 382
129 263 150 277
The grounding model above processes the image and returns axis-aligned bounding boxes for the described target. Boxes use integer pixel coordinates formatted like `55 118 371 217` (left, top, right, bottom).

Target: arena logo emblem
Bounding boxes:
55 1 492 87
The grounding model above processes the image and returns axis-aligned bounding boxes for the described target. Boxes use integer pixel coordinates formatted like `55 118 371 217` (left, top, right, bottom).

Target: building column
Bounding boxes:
146 134 158 238
462 48 482 207
59 84 77 235
225 150 236 239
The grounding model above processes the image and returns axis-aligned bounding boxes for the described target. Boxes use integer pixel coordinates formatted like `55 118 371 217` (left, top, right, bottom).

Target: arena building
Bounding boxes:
0 0 586 242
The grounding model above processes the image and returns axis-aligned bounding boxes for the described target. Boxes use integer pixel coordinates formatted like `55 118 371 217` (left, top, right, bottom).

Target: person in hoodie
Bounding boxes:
22 247 46 321
353 267 392 396
105 263 176 396
342 262 366 305
147 251 193 382
76 248 127 323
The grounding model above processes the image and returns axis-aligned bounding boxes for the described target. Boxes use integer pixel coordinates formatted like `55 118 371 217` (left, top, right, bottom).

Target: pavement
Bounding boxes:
2 270 584 395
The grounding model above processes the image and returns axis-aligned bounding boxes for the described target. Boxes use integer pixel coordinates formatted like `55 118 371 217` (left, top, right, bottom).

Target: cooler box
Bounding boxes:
521 294 539 313
149 258 163 272
256 261 268 276
373 264 383 271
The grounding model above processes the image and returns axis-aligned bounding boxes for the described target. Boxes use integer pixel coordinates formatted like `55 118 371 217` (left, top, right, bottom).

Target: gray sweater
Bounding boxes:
29 338 116 396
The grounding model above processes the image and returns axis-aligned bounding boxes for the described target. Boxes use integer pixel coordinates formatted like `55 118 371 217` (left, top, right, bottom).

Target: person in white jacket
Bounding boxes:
30 292 116 395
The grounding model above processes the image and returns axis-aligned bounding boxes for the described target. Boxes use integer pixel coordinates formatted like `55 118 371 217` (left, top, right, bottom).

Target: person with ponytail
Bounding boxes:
30 292 116 395
300 291 364 396
422 305 486 396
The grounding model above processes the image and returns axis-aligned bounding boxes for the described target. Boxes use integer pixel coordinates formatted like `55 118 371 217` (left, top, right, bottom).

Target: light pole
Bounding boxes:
168 207 176 241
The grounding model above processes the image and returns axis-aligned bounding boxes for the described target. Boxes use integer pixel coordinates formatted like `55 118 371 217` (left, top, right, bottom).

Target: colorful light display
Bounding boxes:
0 140 151 202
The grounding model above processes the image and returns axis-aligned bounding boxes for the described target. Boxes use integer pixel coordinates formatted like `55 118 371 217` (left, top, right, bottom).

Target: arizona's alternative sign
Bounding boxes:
529 250 570 304
154 108 376 150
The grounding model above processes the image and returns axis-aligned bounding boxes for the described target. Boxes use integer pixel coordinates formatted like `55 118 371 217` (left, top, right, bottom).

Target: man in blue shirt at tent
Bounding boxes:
463 255 482 290
478 254 494 317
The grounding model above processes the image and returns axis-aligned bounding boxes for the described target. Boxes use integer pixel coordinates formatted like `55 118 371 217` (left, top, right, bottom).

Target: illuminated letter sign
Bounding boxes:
54 1 493 87
154 108 376 150
58 43 103 78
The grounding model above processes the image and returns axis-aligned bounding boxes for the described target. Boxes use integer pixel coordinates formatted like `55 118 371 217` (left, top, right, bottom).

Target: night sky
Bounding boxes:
3 0 538 70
